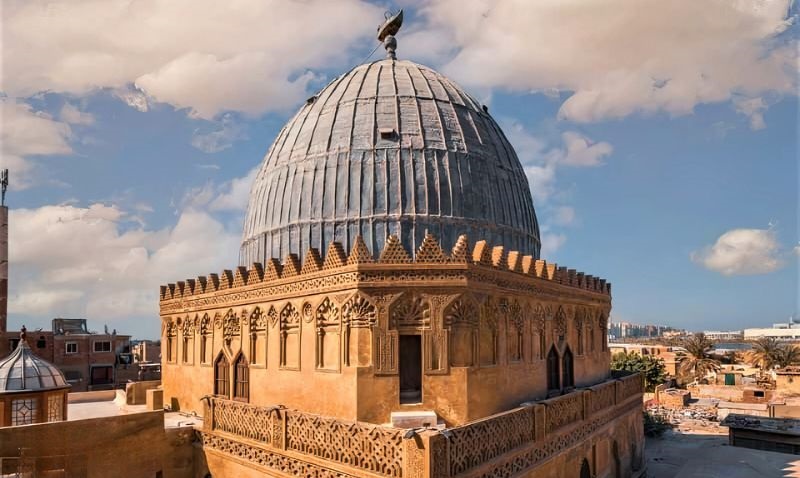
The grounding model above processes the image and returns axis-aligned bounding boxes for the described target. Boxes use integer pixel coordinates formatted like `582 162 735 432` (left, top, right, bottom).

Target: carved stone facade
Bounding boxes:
160 233 611 426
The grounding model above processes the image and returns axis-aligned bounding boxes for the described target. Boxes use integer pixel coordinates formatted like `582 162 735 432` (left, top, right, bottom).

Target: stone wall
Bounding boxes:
688 384 772 403
0 410 194 477
126 380 162 405
775 372 800 395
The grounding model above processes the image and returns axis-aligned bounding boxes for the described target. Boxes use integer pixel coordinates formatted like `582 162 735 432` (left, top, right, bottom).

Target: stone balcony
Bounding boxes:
198 372 643 478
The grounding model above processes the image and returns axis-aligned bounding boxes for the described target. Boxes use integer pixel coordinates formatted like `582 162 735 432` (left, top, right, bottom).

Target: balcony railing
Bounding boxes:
201 373 643 478
205 399 405 478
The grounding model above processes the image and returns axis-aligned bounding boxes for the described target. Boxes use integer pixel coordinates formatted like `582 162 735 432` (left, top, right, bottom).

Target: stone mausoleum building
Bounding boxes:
160 16 645 478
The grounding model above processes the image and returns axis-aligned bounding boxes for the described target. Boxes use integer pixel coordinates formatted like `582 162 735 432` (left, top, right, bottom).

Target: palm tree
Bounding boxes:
776 345 800 369
678 333 720 381
749 337 783 370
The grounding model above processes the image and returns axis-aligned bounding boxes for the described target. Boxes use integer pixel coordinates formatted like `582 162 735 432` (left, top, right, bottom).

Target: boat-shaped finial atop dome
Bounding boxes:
378 9 403 59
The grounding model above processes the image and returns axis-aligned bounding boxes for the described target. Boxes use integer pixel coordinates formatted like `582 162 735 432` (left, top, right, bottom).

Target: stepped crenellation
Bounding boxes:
159 233 610 301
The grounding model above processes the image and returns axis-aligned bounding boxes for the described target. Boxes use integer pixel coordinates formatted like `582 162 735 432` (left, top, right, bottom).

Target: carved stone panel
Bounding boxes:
279 303 301 370
390 295 431 331
375 329 399 375
424 329 449 375
316 297 341 372
445 299 479 367
342 294 377 367
478 299 498 366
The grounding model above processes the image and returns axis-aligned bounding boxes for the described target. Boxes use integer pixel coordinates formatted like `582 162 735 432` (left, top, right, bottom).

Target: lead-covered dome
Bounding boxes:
240 59 540 265
0 335 68 393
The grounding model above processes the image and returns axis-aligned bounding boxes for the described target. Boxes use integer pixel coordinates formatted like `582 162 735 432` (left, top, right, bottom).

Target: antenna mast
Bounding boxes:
0 169 8 206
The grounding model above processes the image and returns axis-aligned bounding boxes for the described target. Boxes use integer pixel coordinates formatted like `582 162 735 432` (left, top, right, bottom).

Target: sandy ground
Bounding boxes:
646 420 800 478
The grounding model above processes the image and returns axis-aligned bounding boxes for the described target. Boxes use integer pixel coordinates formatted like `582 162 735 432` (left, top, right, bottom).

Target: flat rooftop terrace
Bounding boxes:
67 391 202 428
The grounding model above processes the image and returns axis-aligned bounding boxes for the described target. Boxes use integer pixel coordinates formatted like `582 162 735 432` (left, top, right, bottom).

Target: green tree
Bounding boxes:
749 337 782 370
678 333 720 381
776 344 800 369
611 351 667 392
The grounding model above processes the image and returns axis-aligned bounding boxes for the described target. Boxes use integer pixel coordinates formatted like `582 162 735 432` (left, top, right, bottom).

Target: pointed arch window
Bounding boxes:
547 346 560 391
580 459 591 478
199 315 212 365
233 354 249 402
214 353 230 398
562 346 575 389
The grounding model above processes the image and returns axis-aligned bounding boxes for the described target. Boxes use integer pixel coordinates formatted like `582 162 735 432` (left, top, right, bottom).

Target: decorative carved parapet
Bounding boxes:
210 397 276 444
207 398 404 477
618 371 644 398
447 406 535 476
285 410 404 477
588 380 617 415
201 375 641 478
159 234 610 305
442 374 642 478
543 392 584 434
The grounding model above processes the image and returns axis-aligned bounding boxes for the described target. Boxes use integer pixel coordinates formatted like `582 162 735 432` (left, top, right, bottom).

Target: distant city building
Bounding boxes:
703 330 744 341
608 321 684 340
744 327 800 341
51 318 133 391
662 330 688 339
131 339 162 381
1 318 141 392
131 339 160 363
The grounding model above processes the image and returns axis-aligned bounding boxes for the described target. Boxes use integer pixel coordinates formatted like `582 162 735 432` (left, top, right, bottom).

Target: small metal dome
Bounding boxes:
0 329 68 393
241 59 540 264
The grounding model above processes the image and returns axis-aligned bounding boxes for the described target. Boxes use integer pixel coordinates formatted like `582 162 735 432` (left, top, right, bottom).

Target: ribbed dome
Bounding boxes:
0 339 68 393
240 59 540 264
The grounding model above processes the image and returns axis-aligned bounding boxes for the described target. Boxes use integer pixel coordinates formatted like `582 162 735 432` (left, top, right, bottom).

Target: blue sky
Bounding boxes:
1 0 798 339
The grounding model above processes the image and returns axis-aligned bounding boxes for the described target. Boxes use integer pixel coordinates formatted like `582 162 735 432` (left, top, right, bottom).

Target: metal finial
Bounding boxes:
1 169 8 206
377 9 403 60
384 35 397 60
20 325 27 343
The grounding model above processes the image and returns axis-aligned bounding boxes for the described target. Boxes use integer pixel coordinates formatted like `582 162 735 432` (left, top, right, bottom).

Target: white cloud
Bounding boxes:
540 232 567 258
691 228 784 276
182 168 258 212
59 103 95 125
410 0 797 123
113 86 150 113
523 164 557 205
191 114 248 154
0 99 74 189
553 206 576 226
211 168 258 211
9 203 240 332
560 132 613 167
502 120 610 257
502 120 612 203
1 100 73 157
2 0 382 119
733 96 768 130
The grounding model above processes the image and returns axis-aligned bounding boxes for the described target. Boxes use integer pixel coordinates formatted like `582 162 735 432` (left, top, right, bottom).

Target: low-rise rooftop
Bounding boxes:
722 414 800 437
